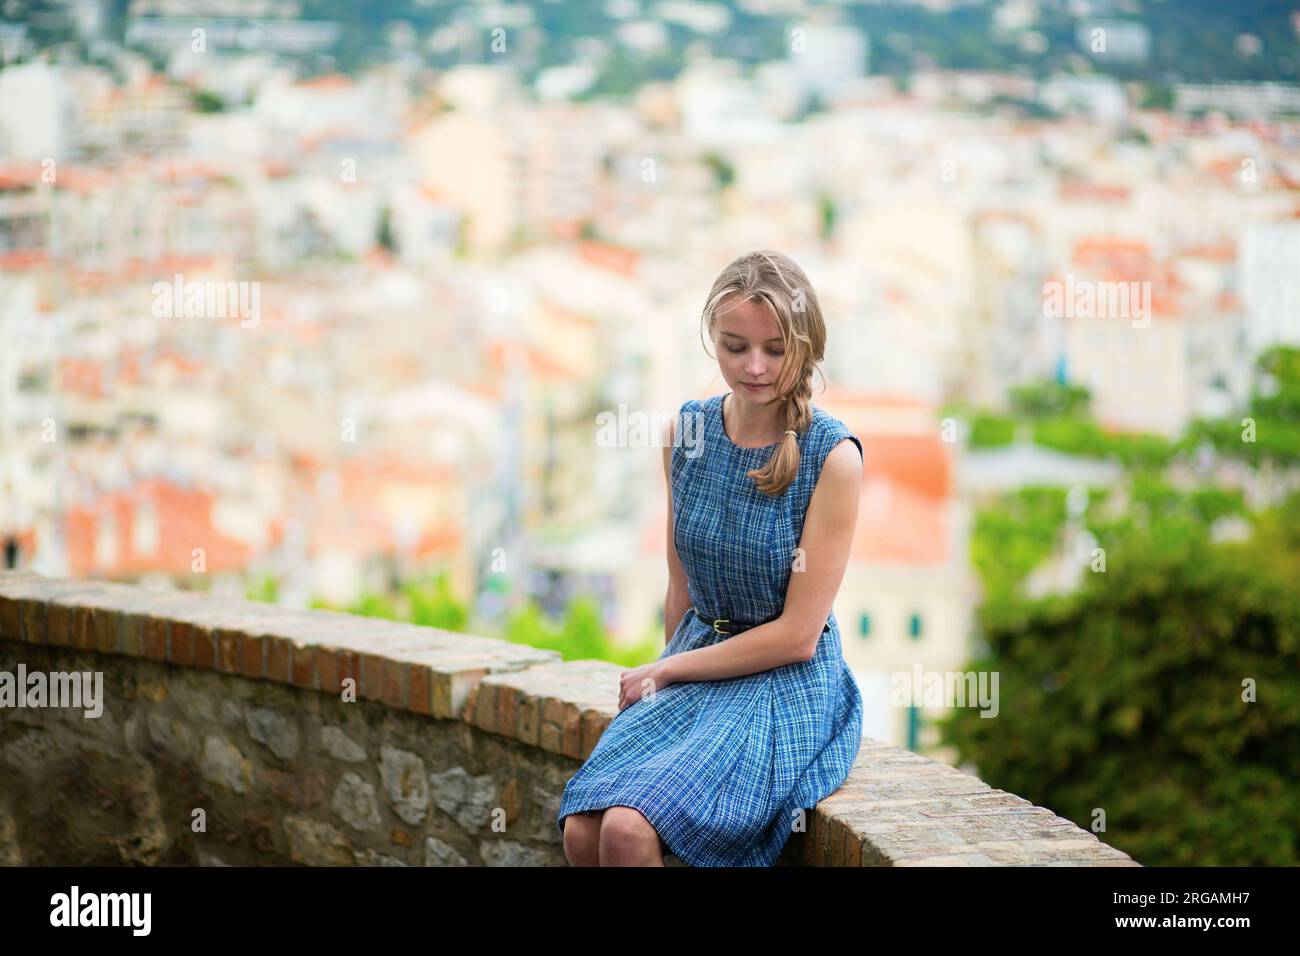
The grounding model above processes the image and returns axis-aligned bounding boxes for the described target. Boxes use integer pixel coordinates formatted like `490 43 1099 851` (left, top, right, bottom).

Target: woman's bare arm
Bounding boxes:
659 438 862 684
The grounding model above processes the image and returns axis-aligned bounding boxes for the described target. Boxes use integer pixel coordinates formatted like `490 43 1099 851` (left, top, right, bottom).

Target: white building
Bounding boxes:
1240 219 1300 353
819 392 977 762
0 60 72 161
790 23 869 103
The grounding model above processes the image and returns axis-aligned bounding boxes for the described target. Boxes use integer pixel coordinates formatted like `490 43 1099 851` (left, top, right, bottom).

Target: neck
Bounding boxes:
725 390 783 445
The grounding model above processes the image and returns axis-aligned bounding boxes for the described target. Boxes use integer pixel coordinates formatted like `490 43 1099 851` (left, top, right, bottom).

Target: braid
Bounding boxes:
746 362 818 496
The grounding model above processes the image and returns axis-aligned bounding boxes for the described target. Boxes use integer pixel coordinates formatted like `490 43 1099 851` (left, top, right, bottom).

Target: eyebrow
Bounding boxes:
720 331 784 343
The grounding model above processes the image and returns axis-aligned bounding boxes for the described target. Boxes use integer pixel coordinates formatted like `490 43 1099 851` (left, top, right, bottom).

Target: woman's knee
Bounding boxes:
561 812 602 866
598 806 660 854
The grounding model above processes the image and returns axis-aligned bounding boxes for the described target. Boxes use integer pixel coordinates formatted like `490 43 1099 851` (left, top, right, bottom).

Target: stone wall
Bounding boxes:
0 571 1139 866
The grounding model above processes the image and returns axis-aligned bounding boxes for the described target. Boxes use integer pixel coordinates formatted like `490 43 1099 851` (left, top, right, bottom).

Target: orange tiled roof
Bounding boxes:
485 338 582 383
303 501 462 558
291 457 463 559
1058 238 1194 318
860 433 952 500
153 349 206 381
1181 241 1236 261
58 357 106 398
337 454 459 488
0 164 40 190
540 299 599 328
295 74 354 90
0 251 48 270
65 478 254 578
1216 290 1243 312
261 160 295 178
462 380 504 402
1059 181 1130 203
1072 238 1150 268
852 476 948 565
578 240 639 277
49 166 114 194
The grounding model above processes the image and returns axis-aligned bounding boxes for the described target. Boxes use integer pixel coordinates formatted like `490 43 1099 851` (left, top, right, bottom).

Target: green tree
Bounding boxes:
1009 380 1091 419
817 195 836 241
191 90 225 113
1032 417 1177 469
332 589 399 619
504 596 661 666
970 485 1069 604
1186 346 1300 466
968 412 1017 448
405 571 468 632
944 490 1300 865
245 573 279 603
700 151 734 191
375 206 398 253
799 90 827 120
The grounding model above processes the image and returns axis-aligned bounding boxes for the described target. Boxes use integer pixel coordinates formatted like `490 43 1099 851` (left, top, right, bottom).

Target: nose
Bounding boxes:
745 350 765 376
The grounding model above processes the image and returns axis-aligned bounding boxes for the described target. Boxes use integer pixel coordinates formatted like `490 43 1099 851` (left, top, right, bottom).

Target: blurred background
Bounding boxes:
1 0 1297 865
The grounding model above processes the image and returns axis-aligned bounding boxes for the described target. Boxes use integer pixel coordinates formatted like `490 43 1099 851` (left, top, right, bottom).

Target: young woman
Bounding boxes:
557 250 865 866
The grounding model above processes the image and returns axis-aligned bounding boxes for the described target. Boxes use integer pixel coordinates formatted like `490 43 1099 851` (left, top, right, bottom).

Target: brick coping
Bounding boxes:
0 570 1139 867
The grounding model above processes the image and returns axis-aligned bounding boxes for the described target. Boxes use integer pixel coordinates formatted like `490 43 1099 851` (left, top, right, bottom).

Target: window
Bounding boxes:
908 612 923 640
133 498 159 556
859 612 871 638
906 704 923 751
94 512 118 570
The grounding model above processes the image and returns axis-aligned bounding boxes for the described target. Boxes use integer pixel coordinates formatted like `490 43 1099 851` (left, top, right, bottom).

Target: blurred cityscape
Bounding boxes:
1 0 1299 768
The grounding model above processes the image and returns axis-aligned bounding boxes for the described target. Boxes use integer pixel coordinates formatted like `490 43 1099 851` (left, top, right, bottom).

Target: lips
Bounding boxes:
742 382 768 389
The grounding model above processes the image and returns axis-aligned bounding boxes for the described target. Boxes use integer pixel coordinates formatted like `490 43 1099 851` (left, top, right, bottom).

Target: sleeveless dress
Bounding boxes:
556 392 865 866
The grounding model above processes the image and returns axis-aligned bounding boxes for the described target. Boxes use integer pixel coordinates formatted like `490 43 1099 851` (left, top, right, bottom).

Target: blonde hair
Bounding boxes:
700 250 827 497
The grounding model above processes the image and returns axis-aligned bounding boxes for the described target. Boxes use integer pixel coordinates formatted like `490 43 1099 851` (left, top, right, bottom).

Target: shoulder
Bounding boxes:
664 397 703 441
819 438 863 490
677 396 708 419
817 432 863 489
810 406 863 464
805 410 861 515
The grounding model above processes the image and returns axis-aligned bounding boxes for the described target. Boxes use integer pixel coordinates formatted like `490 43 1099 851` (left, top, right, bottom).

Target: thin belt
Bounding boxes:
694 609 778 636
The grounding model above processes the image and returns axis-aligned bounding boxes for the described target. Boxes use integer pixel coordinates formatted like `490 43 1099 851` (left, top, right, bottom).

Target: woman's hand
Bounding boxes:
618 660 673 712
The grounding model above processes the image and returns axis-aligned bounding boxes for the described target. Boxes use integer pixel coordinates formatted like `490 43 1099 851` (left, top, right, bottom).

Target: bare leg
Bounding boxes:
561 810 604 867
598 806 666 867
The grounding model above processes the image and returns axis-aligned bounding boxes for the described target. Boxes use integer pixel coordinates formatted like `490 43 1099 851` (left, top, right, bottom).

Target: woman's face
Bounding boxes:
713 295 786 403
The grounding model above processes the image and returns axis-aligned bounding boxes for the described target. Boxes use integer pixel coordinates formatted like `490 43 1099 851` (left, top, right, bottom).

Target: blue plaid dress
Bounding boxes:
556 392 865 866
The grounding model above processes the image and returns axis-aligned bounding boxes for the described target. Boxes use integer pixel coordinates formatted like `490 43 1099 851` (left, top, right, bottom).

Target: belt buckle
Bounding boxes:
712 618 731 635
